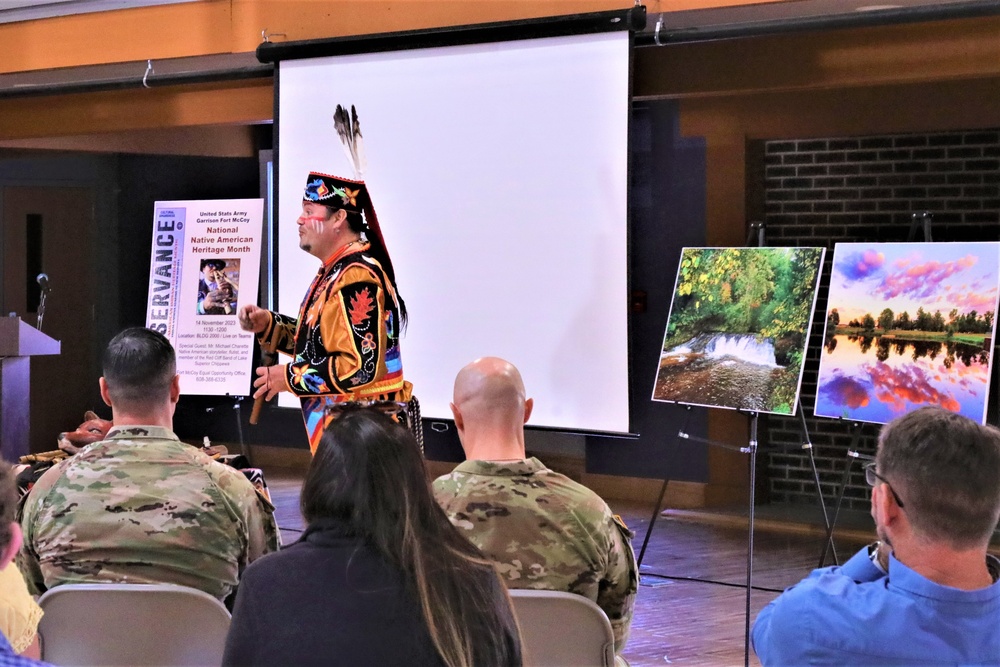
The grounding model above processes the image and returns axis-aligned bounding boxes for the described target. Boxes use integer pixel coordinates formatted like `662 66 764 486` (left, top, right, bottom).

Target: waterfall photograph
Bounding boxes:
815 242 999 425
652 246 825 415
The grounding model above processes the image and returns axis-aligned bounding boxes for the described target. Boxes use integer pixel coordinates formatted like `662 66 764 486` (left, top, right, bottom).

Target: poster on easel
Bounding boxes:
815 242 999 424
651 246 826 415
143 198 264 397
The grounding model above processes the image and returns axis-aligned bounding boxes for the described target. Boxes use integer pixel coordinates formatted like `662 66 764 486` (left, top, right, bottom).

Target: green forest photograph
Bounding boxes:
652 246 825 415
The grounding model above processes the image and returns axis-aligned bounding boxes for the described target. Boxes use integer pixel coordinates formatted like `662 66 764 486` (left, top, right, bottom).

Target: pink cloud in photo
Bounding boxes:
838 249 886 281
946 289 999 314
819 375 871 409
876 255 979 300
867 363 962 414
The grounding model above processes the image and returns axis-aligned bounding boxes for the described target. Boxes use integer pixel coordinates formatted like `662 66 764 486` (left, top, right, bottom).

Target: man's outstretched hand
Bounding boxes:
238 305 269 333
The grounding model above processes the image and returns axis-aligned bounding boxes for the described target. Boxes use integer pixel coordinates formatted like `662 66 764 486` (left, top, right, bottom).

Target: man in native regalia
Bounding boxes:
238 105 413 453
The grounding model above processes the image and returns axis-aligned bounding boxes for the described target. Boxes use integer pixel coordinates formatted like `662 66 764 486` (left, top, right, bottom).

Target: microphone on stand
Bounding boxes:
36 273 50 332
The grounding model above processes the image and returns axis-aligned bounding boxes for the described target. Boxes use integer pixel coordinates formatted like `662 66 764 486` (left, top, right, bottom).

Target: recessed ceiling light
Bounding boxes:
855 4 904 10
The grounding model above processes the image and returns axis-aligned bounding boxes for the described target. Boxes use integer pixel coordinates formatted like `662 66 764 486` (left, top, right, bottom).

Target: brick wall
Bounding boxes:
754 129 1000 511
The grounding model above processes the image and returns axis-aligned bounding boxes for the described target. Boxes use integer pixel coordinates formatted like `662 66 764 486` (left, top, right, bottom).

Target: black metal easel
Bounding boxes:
908 211 933 242
782 401 839 565
634 408 689 568
674 411 761 667
816 421 870 567
819 210 935 565
638 221 835 667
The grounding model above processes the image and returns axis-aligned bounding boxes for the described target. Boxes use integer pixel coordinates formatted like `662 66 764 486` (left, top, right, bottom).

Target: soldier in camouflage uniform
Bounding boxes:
433 357 637 659
19 328 278 602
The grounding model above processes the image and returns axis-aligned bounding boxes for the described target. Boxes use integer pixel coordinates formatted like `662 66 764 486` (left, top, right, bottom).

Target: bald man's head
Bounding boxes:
451 357 533 459
454 357 526 409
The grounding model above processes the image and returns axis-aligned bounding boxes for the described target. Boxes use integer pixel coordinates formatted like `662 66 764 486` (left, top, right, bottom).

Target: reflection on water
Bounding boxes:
816 335 992 424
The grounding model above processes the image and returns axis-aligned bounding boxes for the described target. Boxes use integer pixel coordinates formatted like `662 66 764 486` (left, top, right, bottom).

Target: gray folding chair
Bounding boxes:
509 589 615 667
38 583 231 667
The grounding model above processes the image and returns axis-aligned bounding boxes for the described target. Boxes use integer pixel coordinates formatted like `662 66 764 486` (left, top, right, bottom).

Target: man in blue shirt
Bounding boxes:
752 405 1000 666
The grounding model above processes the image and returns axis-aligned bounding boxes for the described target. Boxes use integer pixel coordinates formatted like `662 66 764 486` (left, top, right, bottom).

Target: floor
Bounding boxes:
263 468 871 667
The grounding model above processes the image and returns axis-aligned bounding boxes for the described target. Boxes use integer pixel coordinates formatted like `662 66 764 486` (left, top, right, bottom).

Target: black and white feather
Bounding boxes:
333 104 366 178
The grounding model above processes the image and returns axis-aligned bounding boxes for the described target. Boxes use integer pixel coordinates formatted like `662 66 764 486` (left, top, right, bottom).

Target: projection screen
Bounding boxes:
268 16 634 433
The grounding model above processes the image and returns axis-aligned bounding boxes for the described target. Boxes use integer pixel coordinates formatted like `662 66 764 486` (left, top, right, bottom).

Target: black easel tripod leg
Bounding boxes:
636 477 670 568
806 444 837 564
797 404 837 564
636 407 691 570
744 414 758 667
817 453 854 568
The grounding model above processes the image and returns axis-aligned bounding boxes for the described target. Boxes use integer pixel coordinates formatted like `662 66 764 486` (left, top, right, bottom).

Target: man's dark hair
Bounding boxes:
102 327 176 412
0 463 16 552
322 204 407 326
878 406 1000 548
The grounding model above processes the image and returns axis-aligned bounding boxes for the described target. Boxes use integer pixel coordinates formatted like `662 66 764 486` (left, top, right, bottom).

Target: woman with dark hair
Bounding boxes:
222 410 522 667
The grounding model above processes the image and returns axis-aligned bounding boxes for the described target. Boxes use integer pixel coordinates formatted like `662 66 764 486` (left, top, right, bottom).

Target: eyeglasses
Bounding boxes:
864 462 905 508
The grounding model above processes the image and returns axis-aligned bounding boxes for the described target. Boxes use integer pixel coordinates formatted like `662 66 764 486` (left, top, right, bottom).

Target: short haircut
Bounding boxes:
877 406 1000 548
0 463 15 552
102 327 176 411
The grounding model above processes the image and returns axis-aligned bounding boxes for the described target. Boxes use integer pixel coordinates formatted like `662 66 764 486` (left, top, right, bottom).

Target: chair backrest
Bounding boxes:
38 583 231 667
509 589 615 667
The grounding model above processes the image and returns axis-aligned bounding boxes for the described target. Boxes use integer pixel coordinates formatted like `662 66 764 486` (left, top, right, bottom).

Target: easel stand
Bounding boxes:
638 219 772 569
815 208 933 564
635 406 762 667
908 211 933 242
634 408 690 568
744 403 839 564
673 410 760 667
638 219 838 666
817 421 872 567
637 416 835 666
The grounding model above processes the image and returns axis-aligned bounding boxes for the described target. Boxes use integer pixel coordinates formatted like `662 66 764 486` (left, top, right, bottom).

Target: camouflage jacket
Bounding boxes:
433 457 638 653
19 426 278 601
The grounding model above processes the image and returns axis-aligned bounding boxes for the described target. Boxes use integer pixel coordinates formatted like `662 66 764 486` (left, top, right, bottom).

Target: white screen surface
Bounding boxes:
276 31 630 433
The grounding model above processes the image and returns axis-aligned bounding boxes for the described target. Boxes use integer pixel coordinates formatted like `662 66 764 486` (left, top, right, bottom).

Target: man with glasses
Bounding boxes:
752 405 1000 665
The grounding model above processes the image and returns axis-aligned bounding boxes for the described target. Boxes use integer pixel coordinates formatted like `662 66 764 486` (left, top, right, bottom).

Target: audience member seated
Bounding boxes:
752 406 1000 666
19 327 278 603
433 357 638 658
0 563 42 660
222 410 522 667
0 463 50 666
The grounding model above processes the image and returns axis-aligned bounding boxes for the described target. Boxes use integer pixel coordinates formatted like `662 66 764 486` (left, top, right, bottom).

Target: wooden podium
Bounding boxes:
0 317 60 462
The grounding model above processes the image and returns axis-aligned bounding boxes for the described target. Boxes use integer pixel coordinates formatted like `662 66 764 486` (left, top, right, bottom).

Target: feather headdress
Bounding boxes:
333 104 367 179
309 104 404 323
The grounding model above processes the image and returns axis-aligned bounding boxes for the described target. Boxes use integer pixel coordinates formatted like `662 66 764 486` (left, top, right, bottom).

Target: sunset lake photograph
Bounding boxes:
815 242 999 425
